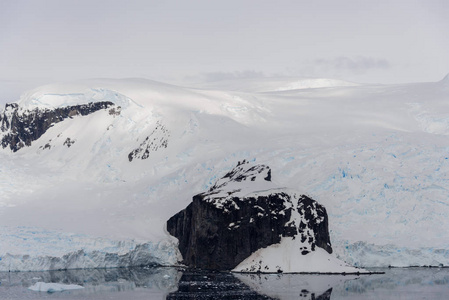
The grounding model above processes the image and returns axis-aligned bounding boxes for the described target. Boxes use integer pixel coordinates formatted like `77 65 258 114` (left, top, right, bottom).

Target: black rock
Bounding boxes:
0 101 114 152
167 160 332 271
128 121 170 161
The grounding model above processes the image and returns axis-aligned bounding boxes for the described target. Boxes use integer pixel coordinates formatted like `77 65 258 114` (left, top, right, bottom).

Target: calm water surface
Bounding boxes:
1 267 448 299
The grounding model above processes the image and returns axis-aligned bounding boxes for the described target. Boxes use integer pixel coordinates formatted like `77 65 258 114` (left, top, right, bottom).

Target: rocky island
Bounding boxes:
168 160 366 273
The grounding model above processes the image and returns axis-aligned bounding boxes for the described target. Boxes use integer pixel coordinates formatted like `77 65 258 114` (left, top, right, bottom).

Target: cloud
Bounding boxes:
0 79 45 105
313 56 391 73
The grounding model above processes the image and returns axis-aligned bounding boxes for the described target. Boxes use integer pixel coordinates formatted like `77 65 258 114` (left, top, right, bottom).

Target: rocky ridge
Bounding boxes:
128 121 170 161
0 101 114 152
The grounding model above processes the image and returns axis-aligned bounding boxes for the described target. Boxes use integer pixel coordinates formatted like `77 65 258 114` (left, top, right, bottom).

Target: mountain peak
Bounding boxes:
209 160 272 192
197 161 278 213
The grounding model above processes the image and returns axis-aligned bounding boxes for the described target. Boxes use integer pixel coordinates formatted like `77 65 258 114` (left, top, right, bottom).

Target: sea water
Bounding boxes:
1 267 448 299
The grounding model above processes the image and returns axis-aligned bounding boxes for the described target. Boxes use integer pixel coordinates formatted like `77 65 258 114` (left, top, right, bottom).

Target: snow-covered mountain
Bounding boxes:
0 75 449 271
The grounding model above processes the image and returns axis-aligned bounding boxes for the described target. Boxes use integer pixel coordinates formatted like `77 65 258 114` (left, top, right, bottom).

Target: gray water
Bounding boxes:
1 267 448 299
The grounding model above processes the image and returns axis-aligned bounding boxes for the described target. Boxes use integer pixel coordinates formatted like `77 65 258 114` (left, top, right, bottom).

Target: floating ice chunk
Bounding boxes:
28 282 84 292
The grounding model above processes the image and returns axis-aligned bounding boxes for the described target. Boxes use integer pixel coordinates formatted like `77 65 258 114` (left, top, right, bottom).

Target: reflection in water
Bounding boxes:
167 271 350 299
334 267 449 299
1 267 180 289
166 270 275 299
0 267 181 299
235 273 355 300
1 267 449 299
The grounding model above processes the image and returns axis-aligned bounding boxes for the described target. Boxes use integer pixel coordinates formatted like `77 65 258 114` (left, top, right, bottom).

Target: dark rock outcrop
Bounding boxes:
167 160 332 271
128 121 170 161
0 101 114 152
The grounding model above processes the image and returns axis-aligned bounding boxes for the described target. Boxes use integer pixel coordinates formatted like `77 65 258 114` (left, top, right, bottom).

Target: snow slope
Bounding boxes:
188 76 358 93
233 237 363 274
0 76 449 270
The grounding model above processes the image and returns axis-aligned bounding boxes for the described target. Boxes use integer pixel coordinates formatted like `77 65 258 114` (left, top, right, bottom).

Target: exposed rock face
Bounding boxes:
167 160 332 271
128 121 170 161
0 101 114 152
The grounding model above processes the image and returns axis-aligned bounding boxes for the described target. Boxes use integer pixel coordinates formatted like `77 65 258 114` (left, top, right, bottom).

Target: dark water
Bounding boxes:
1 267 449 299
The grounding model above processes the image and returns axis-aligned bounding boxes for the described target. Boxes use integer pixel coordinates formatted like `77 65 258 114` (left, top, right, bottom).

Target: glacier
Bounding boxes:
0 226 180 272
0 76 449 271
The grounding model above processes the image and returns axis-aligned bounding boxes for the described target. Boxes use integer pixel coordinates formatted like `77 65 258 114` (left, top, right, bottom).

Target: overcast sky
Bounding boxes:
1 0 448 101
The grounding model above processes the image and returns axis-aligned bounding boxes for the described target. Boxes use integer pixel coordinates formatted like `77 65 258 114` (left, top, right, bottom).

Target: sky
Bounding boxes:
0 0 448 102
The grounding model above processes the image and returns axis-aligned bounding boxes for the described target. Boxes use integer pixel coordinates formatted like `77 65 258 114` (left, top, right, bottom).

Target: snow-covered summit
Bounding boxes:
17 83 125 110
202 160 277 206
15 79 181 110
